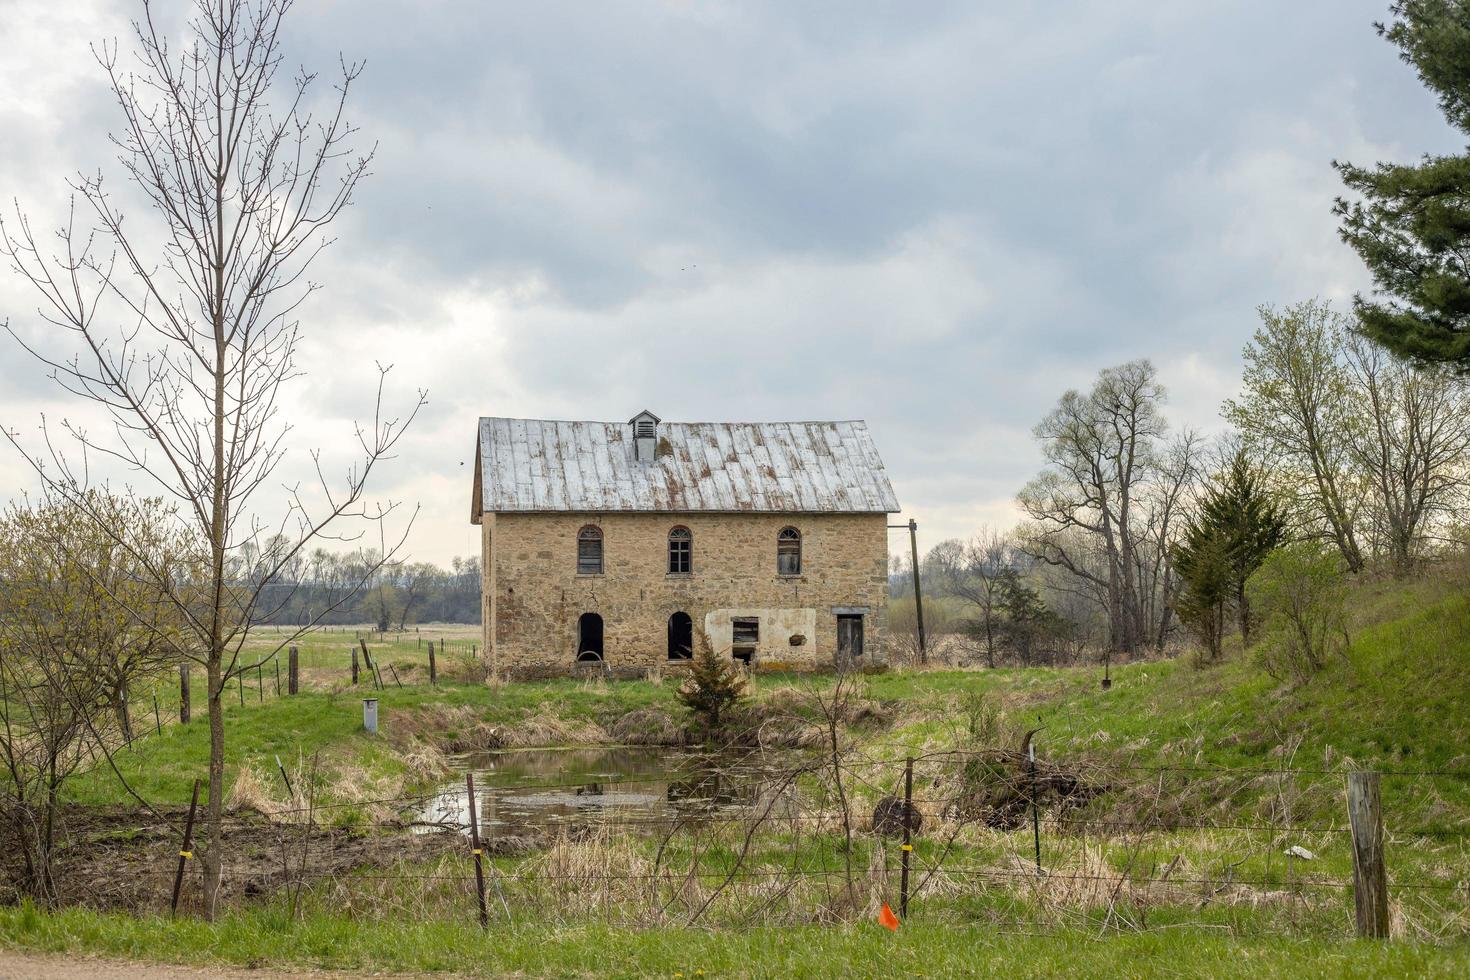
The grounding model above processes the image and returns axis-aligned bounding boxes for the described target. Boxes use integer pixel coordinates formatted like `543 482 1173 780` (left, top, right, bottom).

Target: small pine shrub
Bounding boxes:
676 630 746 734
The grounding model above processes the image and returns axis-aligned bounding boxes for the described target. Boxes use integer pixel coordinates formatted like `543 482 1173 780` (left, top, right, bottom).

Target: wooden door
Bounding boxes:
837 615 864 660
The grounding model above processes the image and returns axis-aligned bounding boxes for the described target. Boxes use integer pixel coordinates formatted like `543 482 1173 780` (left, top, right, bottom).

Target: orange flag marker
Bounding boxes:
878 902 900 931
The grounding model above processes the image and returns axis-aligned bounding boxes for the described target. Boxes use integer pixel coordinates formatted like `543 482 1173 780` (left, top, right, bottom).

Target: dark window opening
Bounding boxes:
667 611 693 660
732 617 758 663
577 612 604 662
668 526 692 574
777 527 802 576
577 525 603 575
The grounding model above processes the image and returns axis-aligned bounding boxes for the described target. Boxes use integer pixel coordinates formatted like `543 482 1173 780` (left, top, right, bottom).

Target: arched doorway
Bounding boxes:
577 613 604 662
667 611 693 660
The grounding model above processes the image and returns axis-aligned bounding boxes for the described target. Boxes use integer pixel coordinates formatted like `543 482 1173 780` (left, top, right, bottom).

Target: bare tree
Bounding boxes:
0 0 423 916
1341 332 1470 574
1018 360 1170 654
931 529 1015 668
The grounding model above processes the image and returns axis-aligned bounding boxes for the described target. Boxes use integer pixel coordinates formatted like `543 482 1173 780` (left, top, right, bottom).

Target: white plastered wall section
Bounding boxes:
704 607 819 665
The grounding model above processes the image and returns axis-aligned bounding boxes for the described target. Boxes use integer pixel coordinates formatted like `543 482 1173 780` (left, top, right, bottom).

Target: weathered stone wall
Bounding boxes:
479 512 890 675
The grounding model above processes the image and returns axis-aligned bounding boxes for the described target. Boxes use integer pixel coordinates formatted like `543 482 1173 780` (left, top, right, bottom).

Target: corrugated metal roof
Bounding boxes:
474 416 900 515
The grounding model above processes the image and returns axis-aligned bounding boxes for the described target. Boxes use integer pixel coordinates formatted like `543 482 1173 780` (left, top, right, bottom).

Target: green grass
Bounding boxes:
0 904 1465 978
75 674 678 805
42 575 1470 972
83 574 1470 822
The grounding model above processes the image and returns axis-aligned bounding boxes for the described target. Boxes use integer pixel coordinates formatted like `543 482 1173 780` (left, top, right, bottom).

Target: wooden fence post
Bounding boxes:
351 646 359 686
178 664 190 724
429 641 437 686
900 756 914 919
467 772 489 928
288 646 299 695
1347 770 1389 939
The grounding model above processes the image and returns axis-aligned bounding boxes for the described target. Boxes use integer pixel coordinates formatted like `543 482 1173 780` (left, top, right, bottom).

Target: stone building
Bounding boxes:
470 411 900 676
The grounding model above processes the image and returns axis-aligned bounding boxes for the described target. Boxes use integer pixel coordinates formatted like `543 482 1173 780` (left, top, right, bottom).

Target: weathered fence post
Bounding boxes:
900 756 914 919
1028 738 1042 873
288 645 299 695
351 646 359 686
171 778 200 915
179 664 190 724
359 638 375 673
1347 770 1389 938
429 641 437 685
467 772 489 928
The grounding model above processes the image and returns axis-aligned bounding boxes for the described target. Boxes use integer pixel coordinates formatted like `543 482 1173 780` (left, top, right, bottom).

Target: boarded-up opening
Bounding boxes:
732 617 758 663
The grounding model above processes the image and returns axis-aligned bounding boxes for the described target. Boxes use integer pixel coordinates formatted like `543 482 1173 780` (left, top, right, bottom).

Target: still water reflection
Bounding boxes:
418 746 787 835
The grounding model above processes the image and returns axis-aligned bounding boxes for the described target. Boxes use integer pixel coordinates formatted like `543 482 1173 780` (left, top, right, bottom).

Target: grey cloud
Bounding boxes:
2 0 1465 562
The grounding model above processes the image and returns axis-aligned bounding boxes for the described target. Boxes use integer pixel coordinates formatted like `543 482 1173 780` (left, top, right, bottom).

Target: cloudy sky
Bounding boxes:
0 0 1461 565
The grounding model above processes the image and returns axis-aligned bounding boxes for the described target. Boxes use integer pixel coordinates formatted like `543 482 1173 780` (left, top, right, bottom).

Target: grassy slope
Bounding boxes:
36 576 1470 974
76 575 1470 814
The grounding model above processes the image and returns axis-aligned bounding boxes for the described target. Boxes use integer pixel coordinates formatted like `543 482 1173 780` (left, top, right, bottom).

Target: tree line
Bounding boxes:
911 299 1470 670
904 2 1470 674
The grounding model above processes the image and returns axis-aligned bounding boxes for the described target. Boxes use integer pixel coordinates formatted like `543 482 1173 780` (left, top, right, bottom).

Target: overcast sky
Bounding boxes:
0 1 1462 566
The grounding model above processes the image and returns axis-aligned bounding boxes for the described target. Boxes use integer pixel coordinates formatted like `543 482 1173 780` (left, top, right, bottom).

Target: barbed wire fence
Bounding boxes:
28 753 1465 942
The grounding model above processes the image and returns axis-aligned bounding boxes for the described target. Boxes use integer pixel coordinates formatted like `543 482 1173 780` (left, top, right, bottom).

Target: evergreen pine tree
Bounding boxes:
1173 450 1288 658
677 630 746 735
1172 519 1233 661
1204 451 1288 643
1335 1 1470 366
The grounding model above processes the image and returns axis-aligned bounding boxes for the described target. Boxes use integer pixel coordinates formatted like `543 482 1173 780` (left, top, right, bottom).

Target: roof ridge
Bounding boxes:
478 417 871 426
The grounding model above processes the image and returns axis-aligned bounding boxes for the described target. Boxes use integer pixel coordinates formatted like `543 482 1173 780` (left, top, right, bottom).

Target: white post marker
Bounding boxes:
362 698 379 734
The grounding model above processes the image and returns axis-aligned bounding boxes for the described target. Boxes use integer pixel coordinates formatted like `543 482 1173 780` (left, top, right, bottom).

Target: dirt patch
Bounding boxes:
2 805 466 914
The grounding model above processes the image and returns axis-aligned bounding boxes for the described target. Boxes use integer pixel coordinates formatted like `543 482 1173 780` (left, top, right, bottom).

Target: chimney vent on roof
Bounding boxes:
629 410 660 462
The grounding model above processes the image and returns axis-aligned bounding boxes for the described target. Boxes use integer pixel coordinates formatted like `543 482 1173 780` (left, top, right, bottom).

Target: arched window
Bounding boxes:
577 613 604 662
667 611 693 660
668 526 692 574
777 526 802 576
577 525 603 575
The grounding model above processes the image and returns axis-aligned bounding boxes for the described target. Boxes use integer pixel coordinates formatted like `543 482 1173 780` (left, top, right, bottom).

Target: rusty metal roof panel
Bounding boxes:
476 416 898 514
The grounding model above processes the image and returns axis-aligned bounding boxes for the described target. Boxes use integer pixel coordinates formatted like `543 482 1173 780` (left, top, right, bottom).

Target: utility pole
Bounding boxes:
889 518 929 665
908 518 927 665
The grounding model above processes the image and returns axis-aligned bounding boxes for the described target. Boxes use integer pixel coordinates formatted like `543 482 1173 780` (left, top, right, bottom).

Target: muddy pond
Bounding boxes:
417 746 804 837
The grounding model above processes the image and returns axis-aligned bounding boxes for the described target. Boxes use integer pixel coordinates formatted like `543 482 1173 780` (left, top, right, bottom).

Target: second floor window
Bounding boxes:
577 525 603 574
668 526 692 574
777 526 802 575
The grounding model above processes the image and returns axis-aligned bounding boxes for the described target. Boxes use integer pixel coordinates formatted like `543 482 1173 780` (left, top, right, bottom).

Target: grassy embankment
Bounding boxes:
29 573 1470 973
